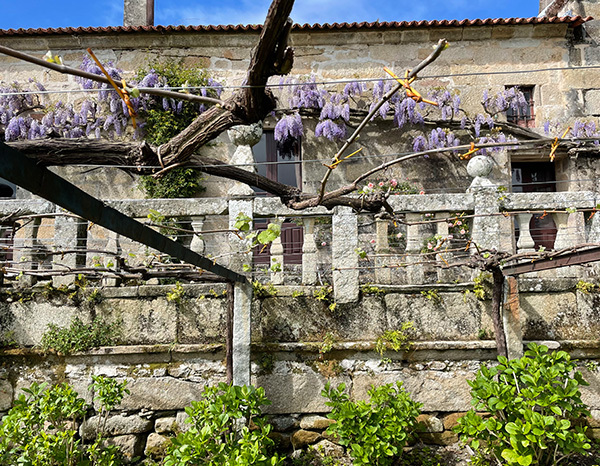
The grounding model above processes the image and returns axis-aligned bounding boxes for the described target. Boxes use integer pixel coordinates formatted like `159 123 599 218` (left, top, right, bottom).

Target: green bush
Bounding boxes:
0 376 128 466
41 317 120 355
455 342 591 465
163 383 283 466
322 381 421 466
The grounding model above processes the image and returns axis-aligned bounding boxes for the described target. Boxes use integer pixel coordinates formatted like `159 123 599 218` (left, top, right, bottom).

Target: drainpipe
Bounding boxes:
124 0 154 26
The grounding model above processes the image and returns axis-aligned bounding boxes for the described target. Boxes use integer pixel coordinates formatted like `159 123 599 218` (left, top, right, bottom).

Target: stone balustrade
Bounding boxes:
1 188 599 296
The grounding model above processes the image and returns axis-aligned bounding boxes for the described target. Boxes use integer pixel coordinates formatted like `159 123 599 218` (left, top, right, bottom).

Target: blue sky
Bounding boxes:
0 1 542 30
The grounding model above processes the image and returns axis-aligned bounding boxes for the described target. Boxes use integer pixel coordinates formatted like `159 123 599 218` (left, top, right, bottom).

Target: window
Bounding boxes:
253 130 303 265
253 130 302 191
506 85 535 128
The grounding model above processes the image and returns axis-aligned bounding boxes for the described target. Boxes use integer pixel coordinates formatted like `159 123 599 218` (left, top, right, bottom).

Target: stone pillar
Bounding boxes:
503 276 523 359
228 200 254 273
515 213 535 253
435 212 453 282
467 155 504 253
269 219 284 285
405 212 424 284
233 281 252 387
53 210 87 287
302 218 318 285
332 206 359 303
18 216 42 286
101 231 121 287
123 0 153 26
226 123 262 274
189 216 205 254
374 216 391 284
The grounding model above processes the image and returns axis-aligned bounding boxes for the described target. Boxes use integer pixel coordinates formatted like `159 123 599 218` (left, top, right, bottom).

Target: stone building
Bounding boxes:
2 0 600 461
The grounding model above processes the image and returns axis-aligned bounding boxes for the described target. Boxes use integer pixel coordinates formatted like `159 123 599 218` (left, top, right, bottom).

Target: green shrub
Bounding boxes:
41 317 120 354
322 381 421 466
163 383 283 466
455 342 591 465
0 376 128 466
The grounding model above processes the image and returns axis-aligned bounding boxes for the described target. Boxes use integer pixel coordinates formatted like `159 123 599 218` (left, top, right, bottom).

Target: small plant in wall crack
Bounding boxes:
421 289 442 303
375 322 414 363
576 279 596 294
41 317 121 355
166 281 186 303
252 280 278 298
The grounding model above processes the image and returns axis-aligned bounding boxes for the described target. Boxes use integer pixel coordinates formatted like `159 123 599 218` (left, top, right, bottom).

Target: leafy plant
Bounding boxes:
360 284 386 296
319 332 337 355
375 323 414 362
252 280 278 298
167 281 186 303
322 381 421 466
0 377 128 466
576 280 596 294
421 289 442 303
41 317 121 354
455 343 592 465
163 383 283 466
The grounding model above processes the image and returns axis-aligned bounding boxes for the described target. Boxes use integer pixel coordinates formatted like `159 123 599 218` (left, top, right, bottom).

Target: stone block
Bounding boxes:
385 292 489 341
104 434 145 463
0 379 13 411
144 433 171 459
352 370 474 412
417 414 444 433
269 415 300 432
255 366 349 414
154 416 177 434
585 89 600 115
419 430 459 446
116 378 206 411
299 414 335 431
177 298 226 344
291 429 321 448
80 414 153 440
442 412 468 430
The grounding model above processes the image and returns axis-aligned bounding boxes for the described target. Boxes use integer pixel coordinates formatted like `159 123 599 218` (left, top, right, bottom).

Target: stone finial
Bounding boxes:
467 154 495 191
228 122 263 148
123 0 154 26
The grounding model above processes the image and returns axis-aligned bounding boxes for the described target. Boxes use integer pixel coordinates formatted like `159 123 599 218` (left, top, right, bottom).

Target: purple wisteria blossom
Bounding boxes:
315 119 347 141
274 112 304 142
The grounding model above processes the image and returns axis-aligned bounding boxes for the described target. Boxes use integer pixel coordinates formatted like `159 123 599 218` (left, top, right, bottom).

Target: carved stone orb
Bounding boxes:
466 154 494 178
228 122 263 147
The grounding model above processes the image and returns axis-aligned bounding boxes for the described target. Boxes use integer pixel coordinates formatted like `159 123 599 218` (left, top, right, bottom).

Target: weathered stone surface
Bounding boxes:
269 431 292 450
0 379 13 411
312 439 345 457
385 292 489 341
299 414 335 430
116 378 206 411
104 434 145 462
97 297 178 345
255 365 349 414
154 416 178 434
269 415 300 432
419 430 459 446
291 429 321 448
80 414 153 440
332 207 359 303
144 433 171 459
176 411 191 432
417 414 444 433
178 298 226 344
352 370 474 412
520 292 584 340
442 412 468 430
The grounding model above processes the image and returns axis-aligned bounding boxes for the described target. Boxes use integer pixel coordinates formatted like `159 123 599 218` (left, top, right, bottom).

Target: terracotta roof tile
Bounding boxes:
0 15 591 37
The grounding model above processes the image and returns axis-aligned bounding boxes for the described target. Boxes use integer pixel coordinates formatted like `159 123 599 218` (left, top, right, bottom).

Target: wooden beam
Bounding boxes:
501 246 600 276
0 142 246 283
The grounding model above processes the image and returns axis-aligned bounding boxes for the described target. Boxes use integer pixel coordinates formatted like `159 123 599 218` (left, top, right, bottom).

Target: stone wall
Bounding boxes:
2 280 600 461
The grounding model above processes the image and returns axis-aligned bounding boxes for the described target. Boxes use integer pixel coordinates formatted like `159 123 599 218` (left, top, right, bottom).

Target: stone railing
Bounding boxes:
1 183 599 300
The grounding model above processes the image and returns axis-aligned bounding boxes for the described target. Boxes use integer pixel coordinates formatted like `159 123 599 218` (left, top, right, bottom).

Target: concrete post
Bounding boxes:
435 212 453 282
18 216 42 286
228 199 254 273
332 206 359 303
102 231 121 287
233 281 252 387
302 218 318 285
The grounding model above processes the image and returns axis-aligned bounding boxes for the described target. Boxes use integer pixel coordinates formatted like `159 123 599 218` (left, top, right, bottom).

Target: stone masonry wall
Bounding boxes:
3 280 600 461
